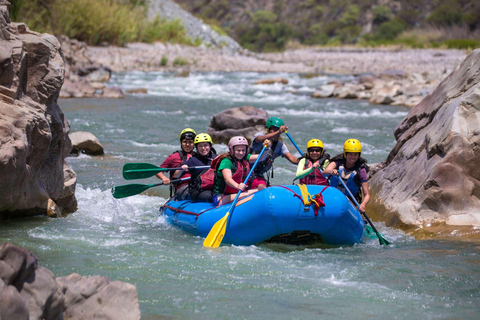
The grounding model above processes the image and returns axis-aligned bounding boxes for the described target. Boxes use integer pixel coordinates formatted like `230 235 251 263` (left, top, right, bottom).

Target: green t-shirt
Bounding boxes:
214 155 252 194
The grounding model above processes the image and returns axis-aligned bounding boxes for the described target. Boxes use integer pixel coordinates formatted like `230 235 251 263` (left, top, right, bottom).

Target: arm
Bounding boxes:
296 158 312 179
284 152 299 164
222 168 246 191
254 125 288 142
156 172 170 185
359 181 370 212
322 161 338 175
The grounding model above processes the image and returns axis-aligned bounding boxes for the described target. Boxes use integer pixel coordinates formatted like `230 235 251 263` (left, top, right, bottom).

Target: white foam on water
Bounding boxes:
266 107 408 119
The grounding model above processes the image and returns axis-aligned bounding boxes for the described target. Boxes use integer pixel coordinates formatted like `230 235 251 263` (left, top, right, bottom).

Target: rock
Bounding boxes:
90 81 106 90
60 78 96 98
334 84 359 99
0 1 77 219
370 85 402 104
69 131 104 156
404 96 423 108
326 79 344 88
102 87 124 99
126 88 148 94
0 243 141 320
57 274 141 320
207 106 268 144
368 49 480 231
311 84 335 98
85 67 111 82
254 78 288 85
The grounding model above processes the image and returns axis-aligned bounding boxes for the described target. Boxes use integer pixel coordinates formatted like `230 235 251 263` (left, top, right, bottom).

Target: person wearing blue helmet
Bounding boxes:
249 117 299 189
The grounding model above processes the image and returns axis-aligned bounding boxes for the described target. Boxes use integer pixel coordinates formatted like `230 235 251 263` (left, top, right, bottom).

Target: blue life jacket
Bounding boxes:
329 165 360 198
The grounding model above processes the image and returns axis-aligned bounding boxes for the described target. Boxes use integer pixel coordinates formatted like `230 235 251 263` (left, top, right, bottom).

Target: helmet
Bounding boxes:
180 128 196 141
306 139 324 157
343 139 362 157
228 136 249 155
266 117 284 129
194 133 212 145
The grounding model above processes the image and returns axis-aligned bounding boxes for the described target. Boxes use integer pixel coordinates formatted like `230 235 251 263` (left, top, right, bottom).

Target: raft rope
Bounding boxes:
278 184 327 216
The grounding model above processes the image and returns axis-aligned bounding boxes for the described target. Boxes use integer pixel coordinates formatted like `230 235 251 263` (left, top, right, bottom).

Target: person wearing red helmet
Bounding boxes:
211 136 270 206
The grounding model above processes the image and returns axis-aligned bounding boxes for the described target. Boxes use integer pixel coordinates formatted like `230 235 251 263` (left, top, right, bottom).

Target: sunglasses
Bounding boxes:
309 148 322 153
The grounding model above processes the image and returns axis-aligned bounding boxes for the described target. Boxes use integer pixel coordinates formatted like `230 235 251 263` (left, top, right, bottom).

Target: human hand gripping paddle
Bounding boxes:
203 144 269 248
111 177 191 199
285 131 390 245
122 163 209 180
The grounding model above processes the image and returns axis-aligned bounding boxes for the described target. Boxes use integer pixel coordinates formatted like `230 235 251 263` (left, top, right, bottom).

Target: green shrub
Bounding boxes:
374 18 406 41
372 5 390 25
443 39 480 49
426 1 463 26
160 56 168 67
173 57 189 66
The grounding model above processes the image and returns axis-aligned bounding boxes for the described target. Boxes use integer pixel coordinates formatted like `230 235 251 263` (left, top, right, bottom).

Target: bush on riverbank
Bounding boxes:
10 0 194 46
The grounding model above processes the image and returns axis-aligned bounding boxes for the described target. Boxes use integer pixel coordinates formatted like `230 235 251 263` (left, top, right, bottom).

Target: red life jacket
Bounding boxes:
299 159 328 186
166 150 192 190
212 155 250 195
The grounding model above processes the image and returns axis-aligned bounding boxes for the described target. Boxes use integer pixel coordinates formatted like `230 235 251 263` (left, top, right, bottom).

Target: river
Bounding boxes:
1 71 479 319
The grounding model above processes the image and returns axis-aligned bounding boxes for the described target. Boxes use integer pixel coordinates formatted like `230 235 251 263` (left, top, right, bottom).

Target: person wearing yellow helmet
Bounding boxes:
156 128 196 196
295 139 330 185
323 139 370 212
249 117 299 189
174 133 217 201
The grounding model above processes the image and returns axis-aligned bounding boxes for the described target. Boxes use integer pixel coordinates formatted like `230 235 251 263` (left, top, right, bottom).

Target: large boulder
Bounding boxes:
69 131 104 156
368 49 480 235
207 106 268 145
0 0 77 219
0 243 141 320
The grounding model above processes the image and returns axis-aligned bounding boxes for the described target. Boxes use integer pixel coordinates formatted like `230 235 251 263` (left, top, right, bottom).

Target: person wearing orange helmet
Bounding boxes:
323 139 370 212
295 139 330 185
211 136 270 206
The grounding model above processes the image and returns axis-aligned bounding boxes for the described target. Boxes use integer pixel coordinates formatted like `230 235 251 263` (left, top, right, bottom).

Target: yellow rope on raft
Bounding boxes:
298 184 320 208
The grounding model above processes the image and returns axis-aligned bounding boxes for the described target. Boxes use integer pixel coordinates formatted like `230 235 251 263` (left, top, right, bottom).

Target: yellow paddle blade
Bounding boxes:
203 211 230 248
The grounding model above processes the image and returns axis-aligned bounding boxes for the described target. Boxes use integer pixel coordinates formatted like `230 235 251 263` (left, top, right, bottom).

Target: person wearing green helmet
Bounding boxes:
156 128 196 197
249 117 299 189
323 139 370 212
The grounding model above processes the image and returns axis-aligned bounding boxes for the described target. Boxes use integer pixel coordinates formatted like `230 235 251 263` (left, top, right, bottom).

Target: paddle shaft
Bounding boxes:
125 165 209 173
285 131 303 155
112 177 190 198
338 169 390 245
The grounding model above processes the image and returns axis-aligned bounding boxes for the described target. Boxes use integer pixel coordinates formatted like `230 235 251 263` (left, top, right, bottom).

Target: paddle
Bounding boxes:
122 163 209 180
338 169 391 245
203 144 268 248
112 177 191 199
286 131 390 245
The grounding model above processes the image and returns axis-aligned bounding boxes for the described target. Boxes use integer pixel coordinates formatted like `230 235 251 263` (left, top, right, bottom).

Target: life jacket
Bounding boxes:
328 158 367 201
213 155 250 195
299 158 329 186
189 152 217 193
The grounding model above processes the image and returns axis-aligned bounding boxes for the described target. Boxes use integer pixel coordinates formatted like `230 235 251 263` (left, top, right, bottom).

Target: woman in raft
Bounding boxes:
323 139 370 212
175 133 217 202
212 136 270 206
295 139 330 185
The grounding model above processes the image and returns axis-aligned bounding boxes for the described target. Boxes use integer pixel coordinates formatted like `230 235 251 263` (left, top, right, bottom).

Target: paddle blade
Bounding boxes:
203 211 230 248
123 163 162 180
111 183 153 199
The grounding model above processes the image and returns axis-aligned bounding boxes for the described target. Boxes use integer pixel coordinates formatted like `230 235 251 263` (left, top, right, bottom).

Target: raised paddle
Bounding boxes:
112 177 191 199
203 144 268 248
286 132 390 245
122 163 209 180
338 169 391 245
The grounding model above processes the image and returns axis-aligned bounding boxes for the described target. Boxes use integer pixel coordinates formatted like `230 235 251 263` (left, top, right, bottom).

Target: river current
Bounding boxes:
1 71 479 319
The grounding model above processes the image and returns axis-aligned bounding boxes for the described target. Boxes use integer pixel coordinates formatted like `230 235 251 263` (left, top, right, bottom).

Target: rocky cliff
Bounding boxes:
0 0 77 219
368 49 480 236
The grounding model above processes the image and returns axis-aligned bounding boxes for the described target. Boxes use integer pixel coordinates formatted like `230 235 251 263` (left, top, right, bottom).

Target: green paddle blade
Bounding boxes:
111 183 157 199
122 163 165 180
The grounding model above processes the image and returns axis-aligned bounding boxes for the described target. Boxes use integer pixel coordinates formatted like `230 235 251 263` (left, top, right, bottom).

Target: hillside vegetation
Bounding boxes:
9 0 196 46
174 0 480 52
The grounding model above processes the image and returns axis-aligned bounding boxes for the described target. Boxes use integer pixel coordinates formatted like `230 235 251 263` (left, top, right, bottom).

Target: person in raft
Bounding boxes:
323 139 370 212
249 117 298 189
175 133 217 202
295 139 330 185
156 128 196 198
212 136 270 206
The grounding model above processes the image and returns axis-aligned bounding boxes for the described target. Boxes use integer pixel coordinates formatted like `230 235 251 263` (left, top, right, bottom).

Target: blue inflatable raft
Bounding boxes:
160 185 366 246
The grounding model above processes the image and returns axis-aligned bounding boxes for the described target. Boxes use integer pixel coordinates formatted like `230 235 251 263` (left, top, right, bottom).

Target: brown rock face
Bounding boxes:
207 106 268 144
0 243 141 320
0 0 77 219
369 49 480 230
